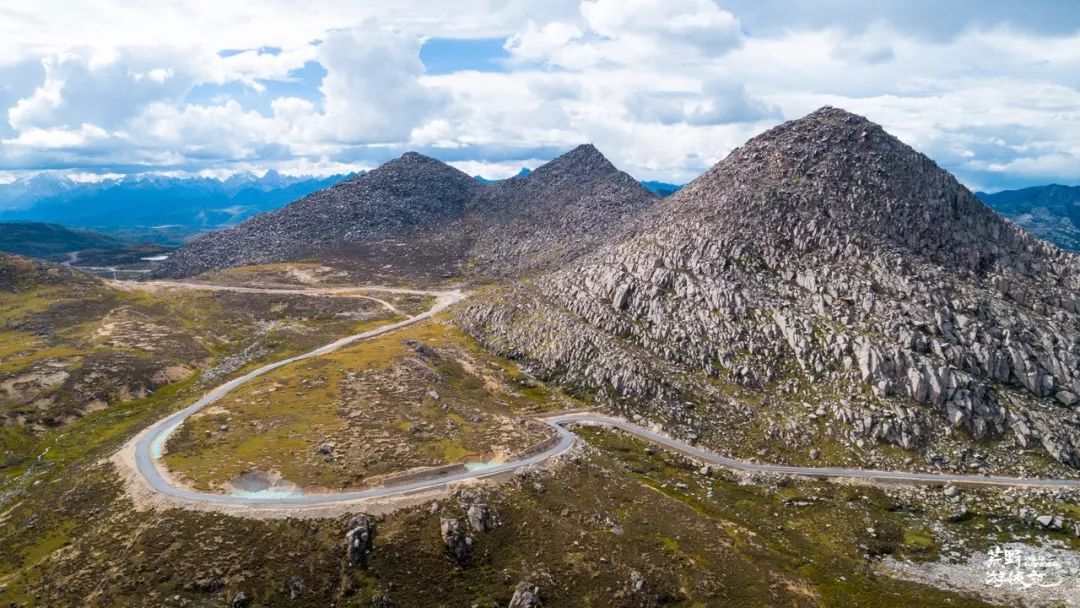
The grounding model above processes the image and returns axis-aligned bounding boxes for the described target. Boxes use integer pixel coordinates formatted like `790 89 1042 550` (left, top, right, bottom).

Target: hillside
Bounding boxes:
459 107 1080 475
978 184 1080 251
156 145 658 281
470 144 658 277
0 221 123 259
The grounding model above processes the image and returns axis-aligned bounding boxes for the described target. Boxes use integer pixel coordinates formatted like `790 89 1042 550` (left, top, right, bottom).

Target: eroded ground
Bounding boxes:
163 320 562 493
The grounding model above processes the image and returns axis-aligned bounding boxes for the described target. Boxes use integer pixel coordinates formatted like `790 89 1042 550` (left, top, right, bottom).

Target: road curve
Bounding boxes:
125 283 1080 513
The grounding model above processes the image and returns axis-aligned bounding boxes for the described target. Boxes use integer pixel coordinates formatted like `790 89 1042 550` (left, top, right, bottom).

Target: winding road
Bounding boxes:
119 282 1080 515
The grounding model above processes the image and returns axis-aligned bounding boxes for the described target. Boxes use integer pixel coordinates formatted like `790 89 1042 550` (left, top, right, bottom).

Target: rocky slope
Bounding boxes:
155 146 657 281
458 107 1080 473
978 184 1080 252
155 153 480 279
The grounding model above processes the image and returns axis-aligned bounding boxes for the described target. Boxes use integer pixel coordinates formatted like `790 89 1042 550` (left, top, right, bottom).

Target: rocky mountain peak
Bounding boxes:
360 151 478 188
670 107 1070 275
460 107 1080 476
523 143 619 184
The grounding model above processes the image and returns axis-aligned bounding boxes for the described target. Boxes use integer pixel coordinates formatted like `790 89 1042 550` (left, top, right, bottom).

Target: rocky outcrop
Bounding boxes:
458 107 1080 471
440 517 473 564
346 514 376 568
466 502 498 533
508 581 542 608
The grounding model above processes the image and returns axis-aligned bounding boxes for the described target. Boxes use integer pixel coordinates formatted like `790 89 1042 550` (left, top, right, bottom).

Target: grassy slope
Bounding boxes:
0 222 122 258
6 422 1060 606
163 320 563 491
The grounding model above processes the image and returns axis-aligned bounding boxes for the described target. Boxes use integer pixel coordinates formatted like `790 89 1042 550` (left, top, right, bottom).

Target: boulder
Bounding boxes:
508 581 542 608
440 517 473 563
467 503 498 533
346 514 376 568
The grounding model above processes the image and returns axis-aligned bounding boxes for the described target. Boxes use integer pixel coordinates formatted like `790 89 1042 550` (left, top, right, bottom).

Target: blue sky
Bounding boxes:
0 1 1079 191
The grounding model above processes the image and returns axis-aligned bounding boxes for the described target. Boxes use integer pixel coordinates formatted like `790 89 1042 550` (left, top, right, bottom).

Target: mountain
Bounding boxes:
0 221 123 259
458 107 1080 474
641 180 682 196
157 153 481 281
977 184 1080 251
0 172 349 244
470 144 658 277
156 145 658 281
473 167 531 184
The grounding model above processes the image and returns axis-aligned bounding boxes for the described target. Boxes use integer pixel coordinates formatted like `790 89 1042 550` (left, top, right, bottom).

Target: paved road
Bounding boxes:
550 413 1080 489
127 283 1080 511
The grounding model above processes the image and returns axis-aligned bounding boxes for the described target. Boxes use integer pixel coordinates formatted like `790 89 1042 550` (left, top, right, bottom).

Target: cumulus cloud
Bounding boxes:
308 25 444 145
626 80 780 125
0 0 1078 190
8 48 197 131
581 0 742 55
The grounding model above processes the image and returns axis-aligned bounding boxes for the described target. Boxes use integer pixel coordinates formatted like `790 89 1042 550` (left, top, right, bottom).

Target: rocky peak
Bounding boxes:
670 107 1075 276
525 143 618 181
351 151 479 192
459 107 1080 475
468 144 659 276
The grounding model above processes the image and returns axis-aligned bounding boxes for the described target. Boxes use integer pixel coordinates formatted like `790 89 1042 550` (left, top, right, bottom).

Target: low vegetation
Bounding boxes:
164 320 563 492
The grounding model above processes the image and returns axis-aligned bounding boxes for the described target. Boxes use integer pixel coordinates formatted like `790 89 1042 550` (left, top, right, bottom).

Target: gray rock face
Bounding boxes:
230 591 251 608
346 514 376 568
155 145 657 281
466 502 498 533
440 517 473 564
508 581 542 608
458 107 1080 470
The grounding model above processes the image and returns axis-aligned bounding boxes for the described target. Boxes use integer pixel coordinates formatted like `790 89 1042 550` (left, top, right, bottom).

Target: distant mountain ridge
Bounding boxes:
977 184 1080 251
0 171 350 244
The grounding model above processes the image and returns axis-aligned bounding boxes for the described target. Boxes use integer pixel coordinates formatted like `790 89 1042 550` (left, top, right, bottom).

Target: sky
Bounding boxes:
0 1 1079 191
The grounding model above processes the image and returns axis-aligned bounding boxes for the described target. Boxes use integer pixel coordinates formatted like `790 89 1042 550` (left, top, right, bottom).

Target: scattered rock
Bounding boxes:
287 576 306 599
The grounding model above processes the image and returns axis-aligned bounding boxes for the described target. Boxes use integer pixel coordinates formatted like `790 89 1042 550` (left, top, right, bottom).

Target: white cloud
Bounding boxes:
4 123 110 149
581 0 742 55
0 1 1077 191
504 22 585 65
307 25 444 145
8 47 198 131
